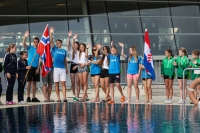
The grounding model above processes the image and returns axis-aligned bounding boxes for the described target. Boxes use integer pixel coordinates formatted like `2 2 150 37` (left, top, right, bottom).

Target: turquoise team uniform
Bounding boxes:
107 54 120 74
127 56 142 75
51 46 67 69
90 56 101 74
27 46 40 67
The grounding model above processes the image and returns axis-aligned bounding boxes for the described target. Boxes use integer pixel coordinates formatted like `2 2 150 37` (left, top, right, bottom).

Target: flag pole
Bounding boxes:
144 29 148 102
22 51 37 85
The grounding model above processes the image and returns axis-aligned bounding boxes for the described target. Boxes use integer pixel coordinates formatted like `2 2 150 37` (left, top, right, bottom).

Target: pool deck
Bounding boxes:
0 85 195 109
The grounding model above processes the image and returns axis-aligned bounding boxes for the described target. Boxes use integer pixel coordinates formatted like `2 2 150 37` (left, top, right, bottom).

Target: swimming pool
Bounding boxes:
0 103 199 133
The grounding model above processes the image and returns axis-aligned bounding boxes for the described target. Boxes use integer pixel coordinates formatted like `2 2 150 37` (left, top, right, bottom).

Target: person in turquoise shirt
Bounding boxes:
174 47 189 104
119 42 142 103
22 31 40 103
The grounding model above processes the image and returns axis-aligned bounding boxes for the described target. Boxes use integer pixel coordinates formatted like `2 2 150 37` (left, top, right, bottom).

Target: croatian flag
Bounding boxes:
36 25 52 77
143 29 156 81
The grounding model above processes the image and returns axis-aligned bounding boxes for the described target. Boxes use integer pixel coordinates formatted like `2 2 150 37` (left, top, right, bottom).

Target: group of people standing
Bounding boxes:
0 26 199 105
0 26 153 105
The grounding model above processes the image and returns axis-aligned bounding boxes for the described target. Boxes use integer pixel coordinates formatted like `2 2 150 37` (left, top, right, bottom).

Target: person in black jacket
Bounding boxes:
4 44 18 105
17 51 31 104
0 63 3 105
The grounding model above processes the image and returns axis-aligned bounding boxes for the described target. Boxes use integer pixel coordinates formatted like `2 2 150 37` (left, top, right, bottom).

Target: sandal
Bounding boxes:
63 99 68 102
79 99 86 102
44 100 49 102
120 96 125 102
84 98 89 101
101 100 107 103
57 100 61 102
135 100 139 103
49 99 55 102
124 100 131 104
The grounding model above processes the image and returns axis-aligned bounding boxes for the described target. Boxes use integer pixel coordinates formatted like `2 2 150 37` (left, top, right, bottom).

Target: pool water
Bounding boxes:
0 103 200 133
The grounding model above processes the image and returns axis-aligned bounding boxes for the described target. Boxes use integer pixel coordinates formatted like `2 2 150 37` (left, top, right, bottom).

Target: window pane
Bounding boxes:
141 18 173 33
172 18 200 33
28 0 66 15
89 1 106 15
106 1 139 16
109 17 141 33
170 3 199 16
67 1 87 15
175 35 200 54
139 2 170 16
93 34 111 46
111 35 143 55
29 17 68 45
91 17 109 33
0 18 28 58
68 17 90 33
153 35 176 55
0 0 27 15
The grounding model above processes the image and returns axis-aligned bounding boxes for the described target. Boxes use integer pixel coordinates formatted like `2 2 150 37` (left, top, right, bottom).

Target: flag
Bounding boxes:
143 29 156 81
36 25 52 77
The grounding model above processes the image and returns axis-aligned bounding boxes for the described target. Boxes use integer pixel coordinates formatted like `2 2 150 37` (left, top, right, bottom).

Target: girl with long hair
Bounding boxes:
67 31 80 102
119 43 142 103
77 43 90 102
88 45 101 102
102 42 125 104
4 44 18 105
174 47 189 104
161 49 175 104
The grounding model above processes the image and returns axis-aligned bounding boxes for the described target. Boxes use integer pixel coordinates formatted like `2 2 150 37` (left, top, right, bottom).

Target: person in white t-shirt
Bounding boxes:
77 43 90 102
66 31 80 102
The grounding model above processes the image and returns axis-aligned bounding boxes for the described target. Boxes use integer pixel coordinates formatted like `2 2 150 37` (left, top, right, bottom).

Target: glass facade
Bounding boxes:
0 0 200 58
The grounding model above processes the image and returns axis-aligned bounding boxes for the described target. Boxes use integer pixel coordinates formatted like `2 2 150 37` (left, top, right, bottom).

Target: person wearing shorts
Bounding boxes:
105 44 125 104
22 31 40 102
120 43 142 103
50 26 68 102
42 68 54 102
161 49 175 104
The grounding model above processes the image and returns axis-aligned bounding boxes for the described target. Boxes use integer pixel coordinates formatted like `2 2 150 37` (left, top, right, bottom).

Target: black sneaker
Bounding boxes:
27 97 32 102
32 97 40 102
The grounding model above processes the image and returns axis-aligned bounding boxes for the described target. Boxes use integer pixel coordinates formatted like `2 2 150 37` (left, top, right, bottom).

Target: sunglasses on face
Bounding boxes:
92 49 97 51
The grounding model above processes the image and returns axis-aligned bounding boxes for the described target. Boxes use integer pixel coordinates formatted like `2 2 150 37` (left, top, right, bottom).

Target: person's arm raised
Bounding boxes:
85 44 91 58
67 30 72 51
49 27 55 48
72 34 78 50
118 42 127 58
22 31 29 49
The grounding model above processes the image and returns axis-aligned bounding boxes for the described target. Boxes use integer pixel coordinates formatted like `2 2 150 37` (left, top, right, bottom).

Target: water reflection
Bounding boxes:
0 103 200 133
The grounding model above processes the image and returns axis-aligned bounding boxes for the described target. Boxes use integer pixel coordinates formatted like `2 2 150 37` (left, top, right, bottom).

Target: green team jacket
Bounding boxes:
175 56 189 78
161 57 175 78
189 58 200 80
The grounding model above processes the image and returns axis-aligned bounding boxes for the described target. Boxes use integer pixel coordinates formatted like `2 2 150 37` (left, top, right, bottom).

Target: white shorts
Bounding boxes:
54 68 66 82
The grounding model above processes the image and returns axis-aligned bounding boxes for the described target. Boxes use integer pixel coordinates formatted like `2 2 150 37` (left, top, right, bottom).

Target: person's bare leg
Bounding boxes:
178 79 183 99
47 84 52 100
104 77 111 99
27 81 32 98
82 72 88 100
61 81 66 99
147 79 152 100
55 82 60 100
76 73 80 98
164 79 169 99
32 81 37 98
142 80 148 102
133 78 140 101
100 78 106 94
127 78 132 102
70 73 76 96
94 76 100 101
169 79 174 99
43 85 47 100
110 83 115 101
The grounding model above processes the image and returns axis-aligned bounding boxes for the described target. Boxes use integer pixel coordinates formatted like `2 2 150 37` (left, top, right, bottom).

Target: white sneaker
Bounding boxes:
178 99 183 104
167 99 173 104
164 99 169 104
18 101 27 104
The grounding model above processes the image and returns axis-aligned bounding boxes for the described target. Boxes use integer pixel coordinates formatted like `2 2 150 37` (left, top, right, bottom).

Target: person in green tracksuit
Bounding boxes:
161 49 175 104
174 47 189 104
189 50 200 103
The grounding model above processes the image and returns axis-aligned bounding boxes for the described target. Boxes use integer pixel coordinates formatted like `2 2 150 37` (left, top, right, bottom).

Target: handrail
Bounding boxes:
183 68 200 119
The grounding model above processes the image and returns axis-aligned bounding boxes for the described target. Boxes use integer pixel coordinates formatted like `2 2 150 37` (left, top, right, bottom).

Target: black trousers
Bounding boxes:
6 75 16 102
18 80 25 102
